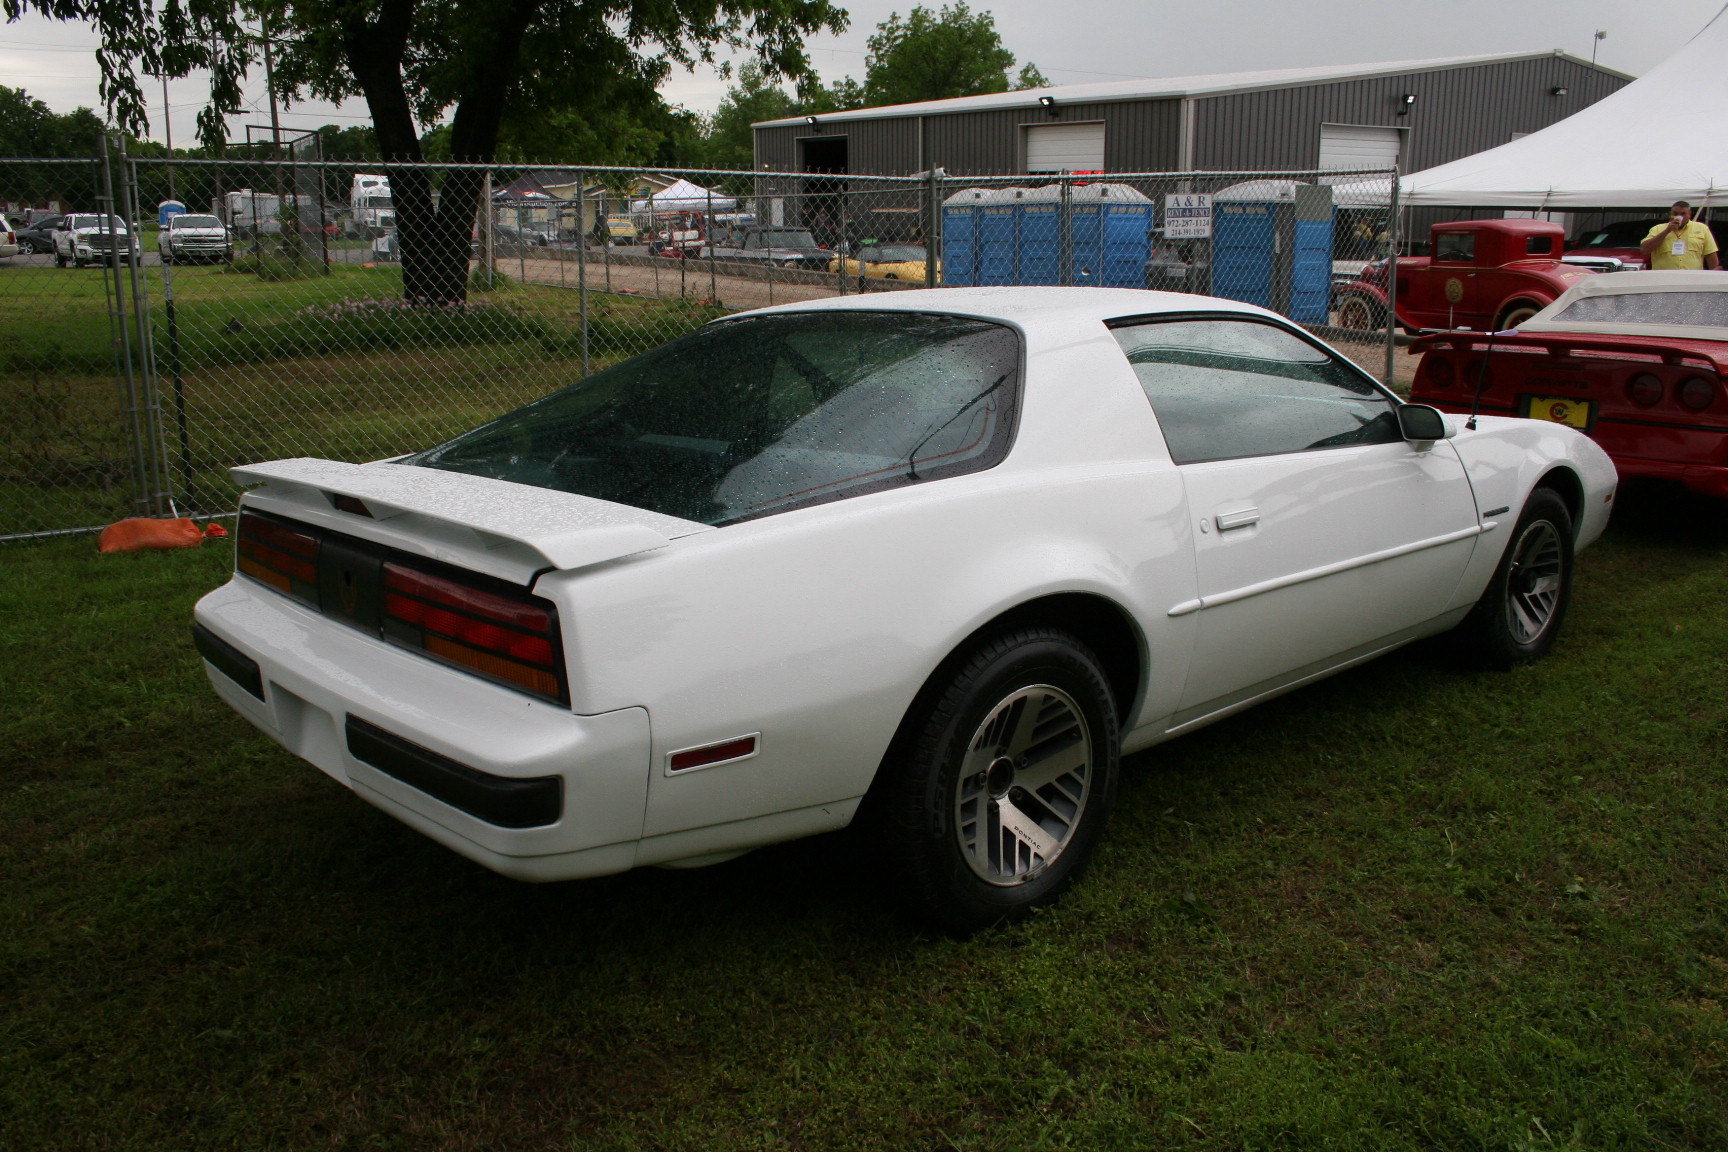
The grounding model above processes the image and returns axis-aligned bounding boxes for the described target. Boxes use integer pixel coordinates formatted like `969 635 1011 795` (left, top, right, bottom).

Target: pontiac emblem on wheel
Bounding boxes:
1445 277 1465 304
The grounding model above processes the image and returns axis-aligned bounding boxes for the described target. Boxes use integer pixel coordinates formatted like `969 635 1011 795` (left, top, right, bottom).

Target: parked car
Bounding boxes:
1410 269 1728 499
828 242 939 283
1145 238 1204 292
0 219 17 260
1565 218 1728 272
157 213 233 264
700 226 830 269
194 286 1615 931
599 214 640 243
54 213 141 267
11 214 64 255
1333 218 1596 334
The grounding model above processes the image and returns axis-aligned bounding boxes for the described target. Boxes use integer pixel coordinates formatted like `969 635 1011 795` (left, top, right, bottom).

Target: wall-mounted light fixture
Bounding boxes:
1397 93 1416 116
1550 86 1569 96
1038 95 1056 108
804 115 818 125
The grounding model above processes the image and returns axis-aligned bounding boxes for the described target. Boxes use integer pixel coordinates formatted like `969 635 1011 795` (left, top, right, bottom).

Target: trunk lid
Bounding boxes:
234 457 711 585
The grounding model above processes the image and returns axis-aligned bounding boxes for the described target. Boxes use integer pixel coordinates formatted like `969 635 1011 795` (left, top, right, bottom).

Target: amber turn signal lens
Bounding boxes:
1679 376 1717 412
1627 373 1663 408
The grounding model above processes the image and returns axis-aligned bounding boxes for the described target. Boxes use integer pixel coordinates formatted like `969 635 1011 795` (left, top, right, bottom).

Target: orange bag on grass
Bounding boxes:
98 518 227 553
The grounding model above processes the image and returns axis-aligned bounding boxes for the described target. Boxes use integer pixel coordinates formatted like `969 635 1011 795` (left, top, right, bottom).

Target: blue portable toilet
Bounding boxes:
1211 180 1334 323
941 187 1012 287
158 199 187 227
1067 184 1153 288
943 183 1152 288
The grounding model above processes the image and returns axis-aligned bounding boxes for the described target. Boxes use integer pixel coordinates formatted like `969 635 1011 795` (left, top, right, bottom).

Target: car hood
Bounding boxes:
234 457 714 584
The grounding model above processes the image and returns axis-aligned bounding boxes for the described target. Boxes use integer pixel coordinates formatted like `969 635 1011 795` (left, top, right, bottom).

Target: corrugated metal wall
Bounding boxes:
754 99 1181 175
753 56 1626 178
1193 57 1626 171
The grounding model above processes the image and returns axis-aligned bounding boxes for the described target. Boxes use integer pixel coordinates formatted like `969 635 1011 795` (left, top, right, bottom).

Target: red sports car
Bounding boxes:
1409 270 1728 498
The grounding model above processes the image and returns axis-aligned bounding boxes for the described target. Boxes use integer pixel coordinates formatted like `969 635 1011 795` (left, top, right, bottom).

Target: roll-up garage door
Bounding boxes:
1318 124 1402 173
1025 123 1105 173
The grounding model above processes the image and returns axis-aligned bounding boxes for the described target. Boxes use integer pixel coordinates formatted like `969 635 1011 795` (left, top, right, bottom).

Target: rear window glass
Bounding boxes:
1526 236 1554 255
409 312 1021 525
1434 232 1476 262
1552 291 1728 329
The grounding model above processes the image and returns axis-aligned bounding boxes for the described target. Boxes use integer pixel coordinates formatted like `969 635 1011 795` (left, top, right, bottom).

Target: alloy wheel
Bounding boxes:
953 684 1094 886
1506 519 1564 643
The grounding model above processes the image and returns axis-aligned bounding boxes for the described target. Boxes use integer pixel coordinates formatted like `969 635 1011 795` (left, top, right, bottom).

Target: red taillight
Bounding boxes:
237 512 320 603
1679 376 1717 412
1424 355 1454 389
1627 373 1663 407
382 562 565 702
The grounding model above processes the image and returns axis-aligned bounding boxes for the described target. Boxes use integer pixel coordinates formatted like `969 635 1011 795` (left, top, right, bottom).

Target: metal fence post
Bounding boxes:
837 188 847 296
576 168 589 378
925 168 941 289
1059 176 1074 287
99 136 152 517
1385 167 1401 388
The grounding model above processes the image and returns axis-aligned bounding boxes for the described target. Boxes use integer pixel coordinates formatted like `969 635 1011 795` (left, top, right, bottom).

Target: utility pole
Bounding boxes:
1592 30 1607 65
161 75 177 200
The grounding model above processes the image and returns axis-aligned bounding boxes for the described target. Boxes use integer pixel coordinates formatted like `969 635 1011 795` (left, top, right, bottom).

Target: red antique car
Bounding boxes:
1335 218 1596 334
1408 270 1728 499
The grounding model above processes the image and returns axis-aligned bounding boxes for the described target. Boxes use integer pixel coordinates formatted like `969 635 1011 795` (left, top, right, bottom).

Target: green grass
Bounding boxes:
2 483 1725 1150
0 264 724 537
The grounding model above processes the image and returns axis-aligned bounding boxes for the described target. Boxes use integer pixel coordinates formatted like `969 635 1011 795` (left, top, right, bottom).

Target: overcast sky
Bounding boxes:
2 0 1722 147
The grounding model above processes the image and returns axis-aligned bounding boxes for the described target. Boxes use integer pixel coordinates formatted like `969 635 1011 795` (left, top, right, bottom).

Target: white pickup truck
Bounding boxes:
54 213 142 268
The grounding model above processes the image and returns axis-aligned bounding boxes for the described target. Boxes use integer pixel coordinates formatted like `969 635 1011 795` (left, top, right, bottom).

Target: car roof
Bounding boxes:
732 286 1283 330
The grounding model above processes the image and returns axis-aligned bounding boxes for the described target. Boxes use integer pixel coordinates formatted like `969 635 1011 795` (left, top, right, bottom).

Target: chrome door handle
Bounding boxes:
1215 508 1260 532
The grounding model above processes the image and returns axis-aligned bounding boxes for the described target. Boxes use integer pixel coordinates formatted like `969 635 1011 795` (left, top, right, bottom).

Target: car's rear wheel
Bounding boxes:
18 238 38 255
1496 300 1544 329
1337 294 1385 331
878 628 1119 933
1452 488 1574 668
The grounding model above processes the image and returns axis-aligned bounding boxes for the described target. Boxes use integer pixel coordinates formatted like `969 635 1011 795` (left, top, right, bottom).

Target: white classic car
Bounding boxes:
194 287 1617 931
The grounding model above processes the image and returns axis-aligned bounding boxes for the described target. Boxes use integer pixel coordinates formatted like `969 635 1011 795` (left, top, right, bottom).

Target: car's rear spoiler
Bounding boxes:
232 457 711 584
1410 331 1728 373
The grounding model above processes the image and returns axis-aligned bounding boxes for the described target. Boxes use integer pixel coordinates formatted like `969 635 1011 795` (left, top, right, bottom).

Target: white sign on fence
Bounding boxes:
1163 193 1213 240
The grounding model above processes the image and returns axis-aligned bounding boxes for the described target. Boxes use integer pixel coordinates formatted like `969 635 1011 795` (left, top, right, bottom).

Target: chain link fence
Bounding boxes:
1 148 1398 542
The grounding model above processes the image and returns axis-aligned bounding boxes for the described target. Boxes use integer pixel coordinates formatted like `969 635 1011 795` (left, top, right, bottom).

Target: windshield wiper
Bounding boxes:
906 373 1009 480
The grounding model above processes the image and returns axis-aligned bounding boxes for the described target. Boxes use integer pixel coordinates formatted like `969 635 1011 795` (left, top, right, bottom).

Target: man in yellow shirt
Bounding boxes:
1640 201 1720 269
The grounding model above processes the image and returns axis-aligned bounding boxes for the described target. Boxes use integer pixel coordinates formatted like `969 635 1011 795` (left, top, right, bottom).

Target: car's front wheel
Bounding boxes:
1452 487 1574 668
878 628 1119 933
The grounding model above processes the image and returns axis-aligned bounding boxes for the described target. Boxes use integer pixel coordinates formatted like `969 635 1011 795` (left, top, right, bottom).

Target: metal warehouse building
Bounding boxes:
752 51 1630 178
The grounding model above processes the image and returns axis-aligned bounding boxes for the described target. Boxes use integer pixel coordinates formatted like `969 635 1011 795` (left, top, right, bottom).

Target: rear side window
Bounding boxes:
411 312 1021 525
1526 236 1554 255
1110 317 1400 464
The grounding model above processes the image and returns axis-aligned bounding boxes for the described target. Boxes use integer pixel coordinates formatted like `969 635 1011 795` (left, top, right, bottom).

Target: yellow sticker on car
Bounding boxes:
1527 396 1593 429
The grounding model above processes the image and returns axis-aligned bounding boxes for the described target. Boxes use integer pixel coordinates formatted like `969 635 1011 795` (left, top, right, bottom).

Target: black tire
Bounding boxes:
18 238 38 255
159 250 172 265
1451 487 1574 669
55 251 67 268
878 628 1120 934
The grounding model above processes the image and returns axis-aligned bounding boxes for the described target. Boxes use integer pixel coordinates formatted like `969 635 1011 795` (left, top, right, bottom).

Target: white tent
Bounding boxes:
630 178 736 213
1348 5 1728 208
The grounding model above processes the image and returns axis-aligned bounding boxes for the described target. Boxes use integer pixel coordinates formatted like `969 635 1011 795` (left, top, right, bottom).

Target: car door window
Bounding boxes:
1110 317 1401 464
1434 232 1476 262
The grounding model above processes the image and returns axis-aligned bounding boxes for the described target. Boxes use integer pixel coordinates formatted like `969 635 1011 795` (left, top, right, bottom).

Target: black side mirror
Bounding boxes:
1397 403 1453 447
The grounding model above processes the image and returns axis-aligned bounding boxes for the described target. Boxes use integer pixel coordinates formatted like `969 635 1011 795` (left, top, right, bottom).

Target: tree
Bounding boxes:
858 2 1042 107
5 0 846 303
0 86 105 157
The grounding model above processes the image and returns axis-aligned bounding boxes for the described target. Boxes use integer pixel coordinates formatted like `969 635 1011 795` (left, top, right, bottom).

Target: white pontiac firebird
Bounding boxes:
194 287 1616 930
